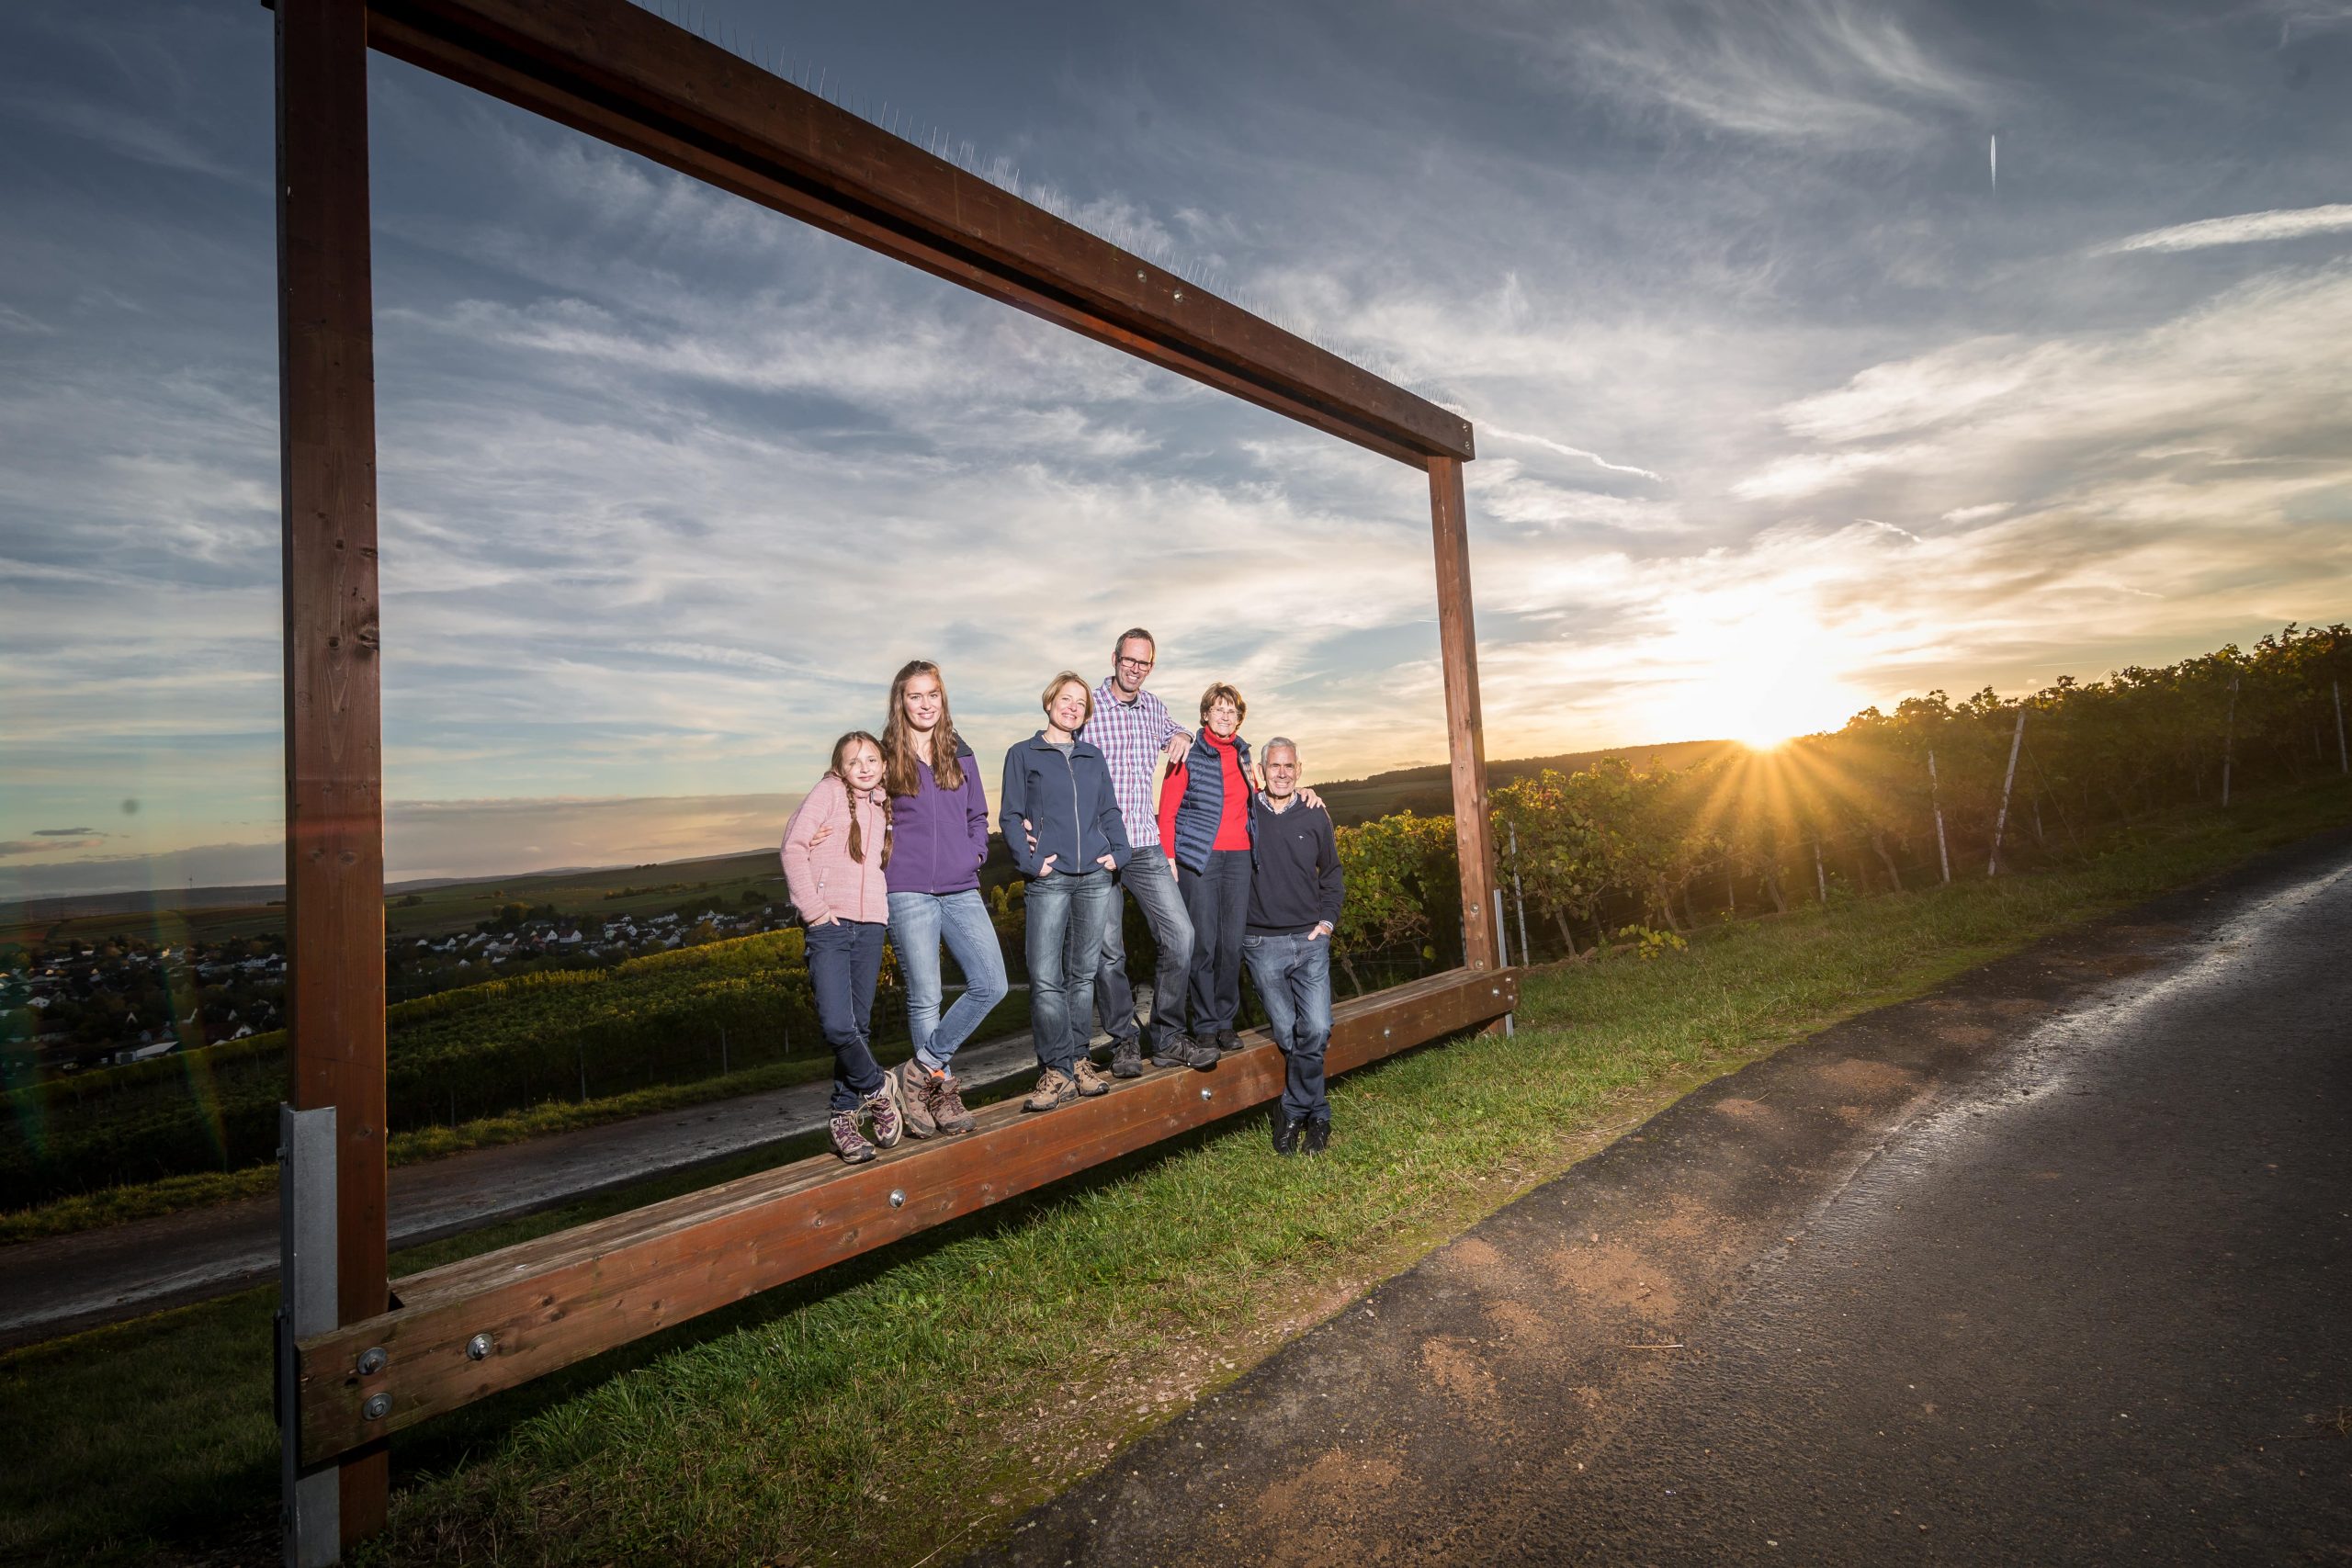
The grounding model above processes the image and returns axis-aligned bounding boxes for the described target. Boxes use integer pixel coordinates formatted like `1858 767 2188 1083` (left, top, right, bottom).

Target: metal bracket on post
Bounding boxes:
277 1104 339 1567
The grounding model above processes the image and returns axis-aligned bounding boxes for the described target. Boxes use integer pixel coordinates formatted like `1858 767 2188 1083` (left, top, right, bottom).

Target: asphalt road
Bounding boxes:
980 834 2352 1567
0 1013 1056 1347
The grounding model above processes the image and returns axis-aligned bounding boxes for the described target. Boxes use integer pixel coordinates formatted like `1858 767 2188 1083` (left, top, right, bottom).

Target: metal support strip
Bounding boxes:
277 1105 341 1567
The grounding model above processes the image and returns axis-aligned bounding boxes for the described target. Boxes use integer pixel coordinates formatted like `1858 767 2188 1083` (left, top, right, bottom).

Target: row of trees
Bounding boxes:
1336 624 2351 973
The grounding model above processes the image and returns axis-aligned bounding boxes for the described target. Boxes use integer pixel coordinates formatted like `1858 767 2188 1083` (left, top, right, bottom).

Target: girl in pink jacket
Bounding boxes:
781 732 904 1163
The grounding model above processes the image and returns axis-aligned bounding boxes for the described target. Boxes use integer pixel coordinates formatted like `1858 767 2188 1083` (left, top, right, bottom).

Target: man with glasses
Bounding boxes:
1083 628 1217 1074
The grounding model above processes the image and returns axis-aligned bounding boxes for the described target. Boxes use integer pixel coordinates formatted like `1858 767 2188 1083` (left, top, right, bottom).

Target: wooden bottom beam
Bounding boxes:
296 965 1519 1462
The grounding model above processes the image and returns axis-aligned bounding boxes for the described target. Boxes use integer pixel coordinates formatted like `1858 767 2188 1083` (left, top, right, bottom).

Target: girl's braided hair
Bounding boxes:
829 731 893 868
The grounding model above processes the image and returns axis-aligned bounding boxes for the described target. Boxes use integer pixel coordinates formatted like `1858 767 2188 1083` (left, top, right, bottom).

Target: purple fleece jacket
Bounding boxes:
885 745 992 897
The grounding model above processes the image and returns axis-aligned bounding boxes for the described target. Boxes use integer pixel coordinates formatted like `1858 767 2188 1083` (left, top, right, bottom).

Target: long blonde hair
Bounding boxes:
830 730 893 867
881 660 966 798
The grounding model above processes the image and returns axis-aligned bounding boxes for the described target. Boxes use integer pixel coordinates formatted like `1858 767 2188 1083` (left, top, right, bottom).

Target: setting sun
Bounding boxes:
1649 599 1871 750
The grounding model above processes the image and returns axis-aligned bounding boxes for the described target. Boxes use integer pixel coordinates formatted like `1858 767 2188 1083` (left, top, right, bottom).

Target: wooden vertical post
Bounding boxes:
1428 457 1499 970
277 0 390 1540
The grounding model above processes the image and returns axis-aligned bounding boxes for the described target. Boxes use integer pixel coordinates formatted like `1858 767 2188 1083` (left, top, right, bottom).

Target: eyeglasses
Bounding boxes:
1117 655 1154 670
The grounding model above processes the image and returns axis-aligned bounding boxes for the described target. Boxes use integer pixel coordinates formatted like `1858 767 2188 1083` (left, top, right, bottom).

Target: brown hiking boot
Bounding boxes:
931 1072 978 1134
829 1108 876 1165
1023 1066 1078 1112
863 1081 903 1149
895 1056 939 1140
1069 1052 1110 1097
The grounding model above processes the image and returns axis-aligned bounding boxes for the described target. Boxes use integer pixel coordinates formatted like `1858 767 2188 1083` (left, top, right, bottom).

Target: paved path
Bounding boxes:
981 834 2352 1567
0 1018 1065 1346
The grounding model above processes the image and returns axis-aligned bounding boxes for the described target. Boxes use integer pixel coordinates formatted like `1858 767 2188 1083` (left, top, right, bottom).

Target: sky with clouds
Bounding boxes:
4 0 2350 897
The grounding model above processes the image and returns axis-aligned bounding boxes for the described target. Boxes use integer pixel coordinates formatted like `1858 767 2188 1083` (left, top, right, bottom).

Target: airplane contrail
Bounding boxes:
1990 133 1998 190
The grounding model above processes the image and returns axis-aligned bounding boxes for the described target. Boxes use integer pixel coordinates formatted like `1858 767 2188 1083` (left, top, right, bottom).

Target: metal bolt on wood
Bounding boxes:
888 1190 905 1209
465 1334 492 1361
356 1347 386 1375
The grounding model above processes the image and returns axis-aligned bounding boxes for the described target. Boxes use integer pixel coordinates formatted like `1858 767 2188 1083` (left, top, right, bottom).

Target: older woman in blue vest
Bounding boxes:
1153 682 1257 1054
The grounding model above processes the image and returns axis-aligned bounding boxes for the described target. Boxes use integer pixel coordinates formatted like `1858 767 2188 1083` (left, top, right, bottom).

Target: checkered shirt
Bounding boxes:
1085 675 1184 849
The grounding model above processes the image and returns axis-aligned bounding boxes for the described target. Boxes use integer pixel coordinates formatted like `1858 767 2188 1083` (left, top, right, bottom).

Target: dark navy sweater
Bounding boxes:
1246 795 1344 934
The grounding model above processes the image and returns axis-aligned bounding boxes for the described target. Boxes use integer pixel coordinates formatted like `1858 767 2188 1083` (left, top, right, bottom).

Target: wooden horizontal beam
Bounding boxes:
295 965 1518 1463
352 0 1474 468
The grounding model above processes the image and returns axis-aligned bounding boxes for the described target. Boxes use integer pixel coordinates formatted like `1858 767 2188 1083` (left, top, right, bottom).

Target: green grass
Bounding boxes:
4 782 2346 1566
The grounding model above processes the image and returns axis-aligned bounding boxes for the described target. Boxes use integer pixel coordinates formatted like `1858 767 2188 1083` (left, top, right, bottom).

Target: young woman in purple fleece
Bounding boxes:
877 660 1007 1135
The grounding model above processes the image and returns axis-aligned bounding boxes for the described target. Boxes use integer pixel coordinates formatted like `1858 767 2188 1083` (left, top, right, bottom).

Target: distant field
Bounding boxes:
0 851 796 949
1 743 1723 948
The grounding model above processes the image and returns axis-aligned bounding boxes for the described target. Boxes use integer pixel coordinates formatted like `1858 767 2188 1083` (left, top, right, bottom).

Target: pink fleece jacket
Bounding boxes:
779 774 892 926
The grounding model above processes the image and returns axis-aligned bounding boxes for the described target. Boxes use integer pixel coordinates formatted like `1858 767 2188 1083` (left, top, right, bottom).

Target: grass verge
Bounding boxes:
4 783 2346 1566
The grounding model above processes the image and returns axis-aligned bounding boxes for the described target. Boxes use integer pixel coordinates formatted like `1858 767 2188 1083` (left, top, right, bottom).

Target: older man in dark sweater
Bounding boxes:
1241 736 1345 1155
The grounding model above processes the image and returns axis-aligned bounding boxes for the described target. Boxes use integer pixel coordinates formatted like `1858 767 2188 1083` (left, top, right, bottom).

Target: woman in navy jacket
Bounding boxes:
1001 671 1132 1111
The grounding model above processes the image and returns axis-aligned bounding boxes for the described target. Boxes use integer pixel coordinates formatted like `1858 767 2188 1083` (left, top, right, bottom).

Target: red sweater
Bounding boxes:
1156 729 1252 855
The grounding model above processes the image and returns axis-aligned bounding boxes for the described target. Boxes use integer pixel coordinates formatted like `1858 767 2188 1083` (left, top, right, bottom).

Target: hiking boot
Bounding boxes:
1302 1120 1331 1156
1214 1029 1244 1055
1069 1053 1111 1097
1272 1112 1304 1156
863 1081 903 1149
830 1109 876 1165
1109 1037 1145 1078
1150 1031 1220 1071
1023 1066 1079 1112
895 1057 939 1140
931 1072 978 1134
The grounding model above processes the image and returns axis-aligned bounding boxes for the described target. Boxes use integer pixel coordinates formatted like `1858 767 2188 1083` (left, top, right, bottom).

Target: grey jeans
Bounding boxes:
1093 842 1195 1049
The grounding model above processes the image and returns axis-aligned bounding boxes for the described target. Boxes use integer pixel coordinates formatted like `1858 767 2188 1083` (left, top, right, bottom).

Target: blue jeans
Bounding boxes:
1176 849 1252 1038
1094 843 1194 1049
1026 868 1115 1074
888 888 1010 1072
806 919 888 1112
1242 930 1334 1123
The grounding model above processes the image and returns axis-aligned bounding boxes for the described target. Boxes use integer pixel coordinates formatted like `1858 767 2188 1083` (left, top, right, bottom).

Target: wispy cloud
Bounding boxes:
1731 448 1905 501
2092 203 2352 255
1481 423 1665 480
1856 517 1922 542
1514 0 1990 149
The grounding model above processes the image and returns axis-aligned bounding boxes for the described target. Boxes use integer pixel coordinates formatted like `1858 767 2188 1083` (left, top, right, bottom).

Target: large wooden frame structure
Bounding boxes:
275 0 1508 1546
